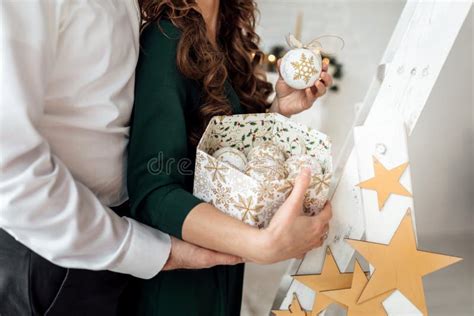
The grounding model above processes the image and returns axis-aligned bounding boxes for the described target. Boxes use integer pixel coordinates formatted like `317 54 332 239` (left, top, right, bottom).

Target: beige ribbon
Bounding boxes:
286 33 345 56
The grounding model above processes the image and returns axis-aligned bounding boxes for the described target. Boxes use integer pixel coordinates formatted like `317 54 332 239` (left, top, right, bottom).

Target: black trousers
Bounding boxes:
0 203 132 316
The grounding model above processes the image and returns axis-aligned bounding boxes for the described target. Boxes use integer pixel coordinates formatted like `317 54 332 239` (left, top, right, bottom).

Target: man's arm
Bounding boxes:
0 0 172 279
163 237 243 270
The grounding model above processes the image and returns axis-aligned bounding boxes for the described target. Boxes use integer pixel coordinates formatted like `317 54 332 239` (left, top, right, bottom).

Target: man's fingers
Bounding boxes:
164 237 243 270
202 250 244 267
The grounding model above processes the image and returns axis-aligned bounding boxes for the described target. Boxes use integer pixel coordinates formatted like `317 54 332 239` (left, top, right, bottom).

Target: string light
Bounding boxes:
267 54 277 63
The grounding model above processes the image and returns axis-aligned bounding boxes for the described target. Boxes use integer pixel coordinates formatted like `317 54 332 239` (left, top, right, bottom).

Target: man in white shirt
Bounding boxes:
0 1 241 315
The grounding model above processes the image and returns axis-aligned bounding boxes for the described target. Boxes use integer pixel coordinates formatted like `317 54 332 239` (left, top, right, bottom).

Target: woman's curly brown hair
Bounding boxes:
139 0 273 145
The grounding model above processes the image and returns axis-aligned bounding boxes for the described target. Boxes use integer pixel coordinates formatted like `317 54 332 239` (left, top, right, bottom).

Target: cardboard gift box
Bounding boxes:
193 113 332 228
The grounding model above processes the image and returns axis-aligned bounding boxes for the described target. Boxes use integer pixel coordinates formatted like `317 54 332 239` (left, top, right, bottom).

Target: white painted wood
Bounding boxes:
354 118 414 245
275 0 471 314
354 118 421 316
364 1 472 133
384 291 423 316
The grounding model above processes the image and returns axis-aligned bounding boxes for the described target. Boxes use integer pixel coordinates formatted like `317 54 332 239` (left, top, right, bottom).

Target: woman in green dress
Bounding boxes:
125 0 334 315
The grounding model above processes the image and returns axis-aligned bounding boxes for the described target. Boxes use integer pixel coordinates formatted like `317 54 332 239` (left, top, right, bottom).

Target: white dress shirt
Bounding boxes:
0 0 171 279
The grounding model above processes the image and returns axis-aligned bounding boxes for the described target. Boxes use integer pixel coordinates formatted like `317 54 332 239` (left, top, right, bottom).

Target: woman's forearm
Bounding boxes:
181 170 333 265
181 202 267 262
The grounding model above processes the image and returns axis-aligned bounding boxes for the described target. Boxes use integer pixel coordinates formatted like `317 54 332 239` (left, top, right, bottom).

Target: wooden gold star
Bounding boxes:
321 260 393 316
357 156 411 210
272 294 309 316
293 248 353 316
346 209 463 315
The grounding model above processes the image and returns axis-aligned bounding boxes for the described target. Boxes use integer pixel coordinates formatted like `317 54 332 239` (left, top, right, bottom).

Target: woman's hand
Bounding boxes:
270 59 333 117
251 169 333 264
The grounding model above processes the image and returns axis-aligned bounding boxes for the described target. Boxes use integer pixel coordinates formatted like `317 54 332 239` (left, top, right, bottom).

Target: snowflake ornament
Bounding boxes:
291 53 318 84
280 48 321 90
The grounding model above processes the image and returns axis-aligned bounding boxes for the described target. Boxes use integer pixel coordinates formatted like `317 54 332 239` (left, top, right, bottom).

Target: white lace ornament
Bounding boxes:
279 34 344 90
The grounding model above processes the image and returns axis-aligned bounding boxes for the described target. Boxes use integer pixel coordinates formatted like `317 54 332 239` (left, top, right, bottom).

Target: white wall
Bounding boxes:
408 7 473 236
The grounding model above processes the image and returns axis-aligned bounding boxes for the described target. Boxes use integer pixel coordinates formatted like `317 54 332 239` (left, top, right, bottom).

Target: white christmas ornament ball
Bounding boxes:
285 154 322 179
212 147 247 171
280 48 322 90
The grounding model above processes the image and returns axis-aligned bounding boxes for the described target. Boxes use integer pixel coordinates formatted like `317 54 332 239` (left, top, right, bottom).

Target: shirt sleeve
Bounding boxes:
127 23 203 240
0 0 170 279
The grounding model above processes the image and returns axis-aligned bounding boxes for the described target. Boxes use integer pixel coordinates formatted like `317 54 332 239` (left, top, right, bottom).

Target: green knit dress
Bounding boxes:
124 20 245 316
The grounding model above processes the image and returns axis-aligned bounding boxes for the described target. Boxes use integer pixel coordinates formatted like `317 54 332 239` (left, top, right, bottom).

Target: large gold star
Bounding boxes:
346 209 462 315
293 248 354 316
272 294 309 316
321 260 393 316
357 156 412 210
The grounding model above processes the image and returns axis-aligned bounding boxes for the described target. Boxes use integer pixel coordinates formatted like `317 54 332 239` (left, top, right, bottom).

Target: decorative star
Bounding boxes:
293 248 354 316
321 260 393 316
346 209 463 315
357 156 411 210
272 294 309 316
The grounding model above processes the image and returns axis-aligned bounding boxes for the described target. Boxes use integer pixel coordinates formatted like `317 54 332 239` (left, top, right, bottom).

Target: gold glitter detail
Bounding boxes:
204 159 228 183
312 173 331 194
233 195 264 223
290 53 317 84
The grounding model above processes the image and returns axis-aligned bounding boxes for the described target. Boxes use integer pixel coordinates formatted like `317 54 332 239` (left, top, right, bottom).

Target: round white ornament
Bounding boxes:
247 141 286 162
280 48 322 90
245 158 287 182
212 147 247 171
285 154 322 179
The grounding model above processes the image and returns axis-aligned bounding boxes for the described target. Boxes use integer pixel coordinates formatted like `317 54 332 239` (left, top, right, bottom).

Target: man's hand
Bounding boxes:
163 237 243 271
